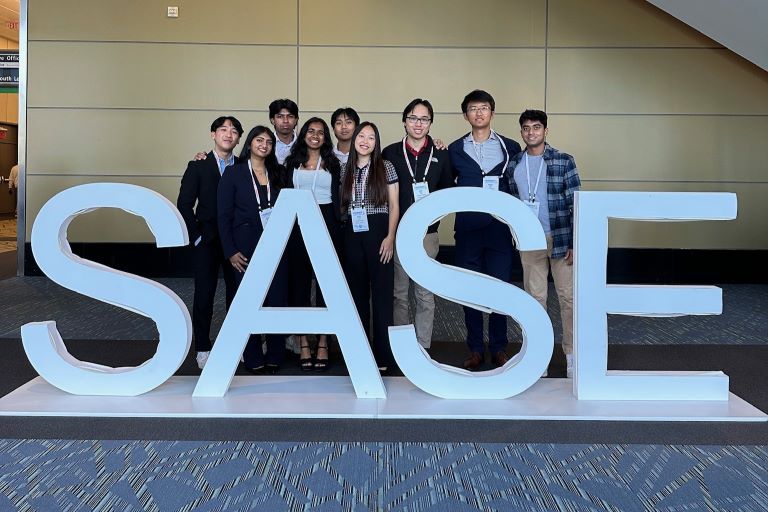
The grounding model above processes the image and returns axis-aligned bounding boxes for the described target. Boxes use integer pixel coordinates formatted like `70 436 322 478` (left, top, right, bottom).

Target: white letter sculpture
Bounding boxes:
22 183 191 396
193 190 385 398
574 191 737 400
391 188 554 399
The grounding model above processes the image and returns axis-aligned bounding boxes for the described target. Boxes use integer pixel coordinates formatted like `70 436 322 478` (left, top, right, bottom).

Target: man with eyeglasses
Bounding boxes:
448 89 522 371
507 109 581 378
382 99 454 350
269 99 299 165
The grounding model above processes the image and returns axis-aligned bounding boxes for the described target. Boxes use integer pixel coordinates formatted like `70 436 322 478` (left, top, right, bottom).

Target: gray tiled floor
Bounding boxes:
0 276 765 345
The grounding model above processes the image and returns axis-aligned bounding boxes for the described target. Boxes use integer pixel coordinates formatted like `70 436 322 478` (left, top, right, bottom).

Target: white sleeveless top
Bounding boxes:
293 167 332 204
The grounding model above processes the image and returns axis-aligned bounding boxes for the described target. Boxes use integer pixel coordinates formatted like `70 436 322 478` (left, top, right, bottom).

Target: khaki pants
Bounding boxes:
519 235 574 355
393 232 440 348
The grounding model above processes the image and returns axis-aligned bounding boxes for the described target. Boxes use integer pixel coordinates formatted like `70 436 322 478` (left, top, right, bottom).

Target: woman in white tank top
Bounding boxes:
284 117 343 371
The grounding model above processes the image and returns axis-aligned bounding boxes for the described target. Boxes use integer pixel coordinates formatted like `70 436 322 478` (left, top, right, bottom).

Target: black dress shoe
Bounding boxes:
266 364 280 375
245 365 265 375
493 351 509 368
463 352 483 371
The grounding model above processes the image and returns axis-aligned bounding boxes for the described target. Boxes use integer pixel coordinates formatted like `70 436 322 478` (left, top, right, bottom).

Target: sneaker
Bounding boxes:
566 354 574 379
196 351 210 370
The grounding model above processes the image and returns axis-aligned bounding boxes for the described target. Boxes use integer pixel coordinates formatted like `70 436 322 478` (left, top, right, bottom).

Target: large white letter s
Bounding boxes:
22 183 191 396
391 188 554 399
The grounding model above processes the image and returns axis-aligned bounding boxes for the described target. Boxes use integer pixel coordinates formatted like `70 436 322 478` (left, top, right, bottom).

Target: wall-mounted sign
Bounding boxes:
0 50 18 93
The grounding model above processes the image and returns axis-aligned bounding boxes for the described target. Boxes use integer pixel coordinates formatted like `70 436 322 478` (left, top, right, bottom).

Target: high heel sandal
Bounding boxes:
299 340 314 372
314 338 329 372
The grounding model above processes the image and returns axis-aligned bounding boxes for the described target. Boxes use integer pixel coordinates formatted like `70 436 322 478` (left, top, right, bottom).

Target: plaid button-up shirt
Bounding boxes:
506 144 581 259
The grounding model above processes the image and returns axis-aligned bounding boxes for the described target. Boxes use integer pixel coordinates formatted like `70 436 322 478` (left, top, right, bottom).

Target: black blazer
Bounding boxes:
177 151 233 245
217 161 286 260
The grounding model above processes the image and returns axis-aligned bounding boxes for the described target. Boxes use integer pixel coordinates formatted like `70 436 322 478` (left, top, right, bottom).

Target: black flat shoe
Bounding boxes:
245 365 265 375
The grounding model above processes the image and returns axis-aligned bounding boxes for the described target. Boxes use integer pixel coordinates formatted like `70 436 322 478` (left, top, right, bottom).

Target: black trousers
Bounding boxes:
288 202 342 310
343 213 394 369
233 254 289 368
192 238 237 352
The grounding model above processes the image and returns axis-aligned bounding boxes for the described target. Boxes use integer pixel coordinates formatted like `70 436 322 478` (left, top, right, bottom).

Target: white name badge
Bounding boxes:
412 182 430 201
259 208 273 228
482 176 500 191
524 200 540 216
351 207 369 232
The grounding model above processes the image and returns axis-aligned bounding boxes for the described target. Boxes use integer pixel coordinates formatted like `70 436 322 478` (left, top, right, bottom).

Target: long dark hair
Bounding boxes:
341 121 388 209
284 117 341 176
239 125 288 189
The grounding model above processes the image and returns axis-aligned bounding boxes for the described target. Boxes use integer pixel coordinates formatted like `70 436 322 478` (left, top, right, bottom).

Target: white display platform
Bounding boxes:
0 376 765 422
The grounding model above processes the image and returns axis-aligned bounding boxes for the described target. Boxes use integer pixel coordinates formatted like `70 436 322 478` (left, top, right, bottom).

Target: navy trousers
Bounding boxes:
454 219 513 354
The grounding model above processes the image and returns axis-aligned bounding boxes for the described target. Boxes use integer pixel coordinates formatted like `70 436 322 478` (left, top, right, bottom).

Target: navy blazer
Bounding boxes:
217 161 286 260
448 132 521 233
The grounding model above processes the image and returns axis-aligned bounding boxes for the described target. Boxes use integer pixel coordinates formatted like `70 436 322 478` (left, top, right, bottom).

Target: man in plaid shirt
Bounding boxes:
506 109 581 378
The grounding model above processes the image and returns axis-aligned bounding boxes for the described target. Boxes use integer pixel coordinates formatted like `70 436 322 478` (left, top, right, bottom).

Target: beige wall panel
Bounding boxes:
582 182 767 249
300 47 544 114
27 109 278 176
300 0 544 47
548 49 768 114
548 0 717 48
28 42 297 109
26 175 182 241
28 0 296 44
546 115 768 182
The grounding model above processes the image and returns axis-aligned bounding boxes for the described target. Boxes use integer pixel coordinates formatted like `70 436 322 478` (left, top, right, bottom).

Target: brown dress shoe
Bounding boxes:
463 352 483 371
493 351 509 368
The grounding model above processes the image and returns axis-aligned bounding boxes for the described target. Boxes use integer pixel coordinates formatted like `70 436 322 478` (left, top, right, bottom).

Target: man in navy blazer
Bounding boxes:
448 90 522 371
177 116 243 370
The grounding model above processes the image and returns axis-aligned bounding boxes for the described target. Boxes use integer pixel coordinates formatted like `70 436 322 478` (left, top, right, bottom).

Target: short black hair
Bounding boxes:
402 98 434 123
210 116 243 135
269 99 299 119
461 90 495 114
519 109 548 128
331 107 360 126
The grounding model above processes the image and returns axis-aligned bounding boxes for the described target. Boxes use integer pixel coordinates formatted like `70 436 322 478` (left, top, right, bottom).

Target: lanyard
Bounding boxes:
402 138 434 184
351 163 370 208
248 160 271 211
524 153 545 202
293 157 322 195
471 130 509 177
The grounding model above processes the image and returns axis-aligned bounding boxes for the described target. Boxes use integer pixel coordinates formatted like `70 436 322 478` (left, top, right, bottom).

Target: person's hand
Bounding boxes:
433 138 447 150
229 252 249 273
379 235 394 264
564 249 573 266
194 151 207 161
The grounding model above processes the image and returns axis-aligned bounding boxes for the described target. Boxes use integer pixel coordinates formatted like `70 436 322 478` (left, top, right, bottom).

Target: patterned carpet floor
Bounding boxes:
0 440 765 511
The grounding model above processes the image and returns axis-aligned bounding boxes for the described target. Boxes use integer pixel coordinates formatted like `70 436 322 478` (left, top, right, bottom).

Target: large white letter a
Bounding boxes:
193 190 385 398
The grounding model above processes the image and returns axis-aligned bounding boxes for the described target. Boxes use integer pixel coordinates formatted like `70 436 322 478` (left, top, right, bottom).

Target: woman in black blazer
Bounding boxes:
217 125 290 374
284 117 343 371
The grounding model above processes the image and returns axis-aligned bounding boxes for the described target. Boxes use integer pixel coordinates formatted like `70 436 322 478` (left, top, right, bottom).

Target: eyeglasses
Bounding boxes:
405 116 432 125
466 106 492 114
